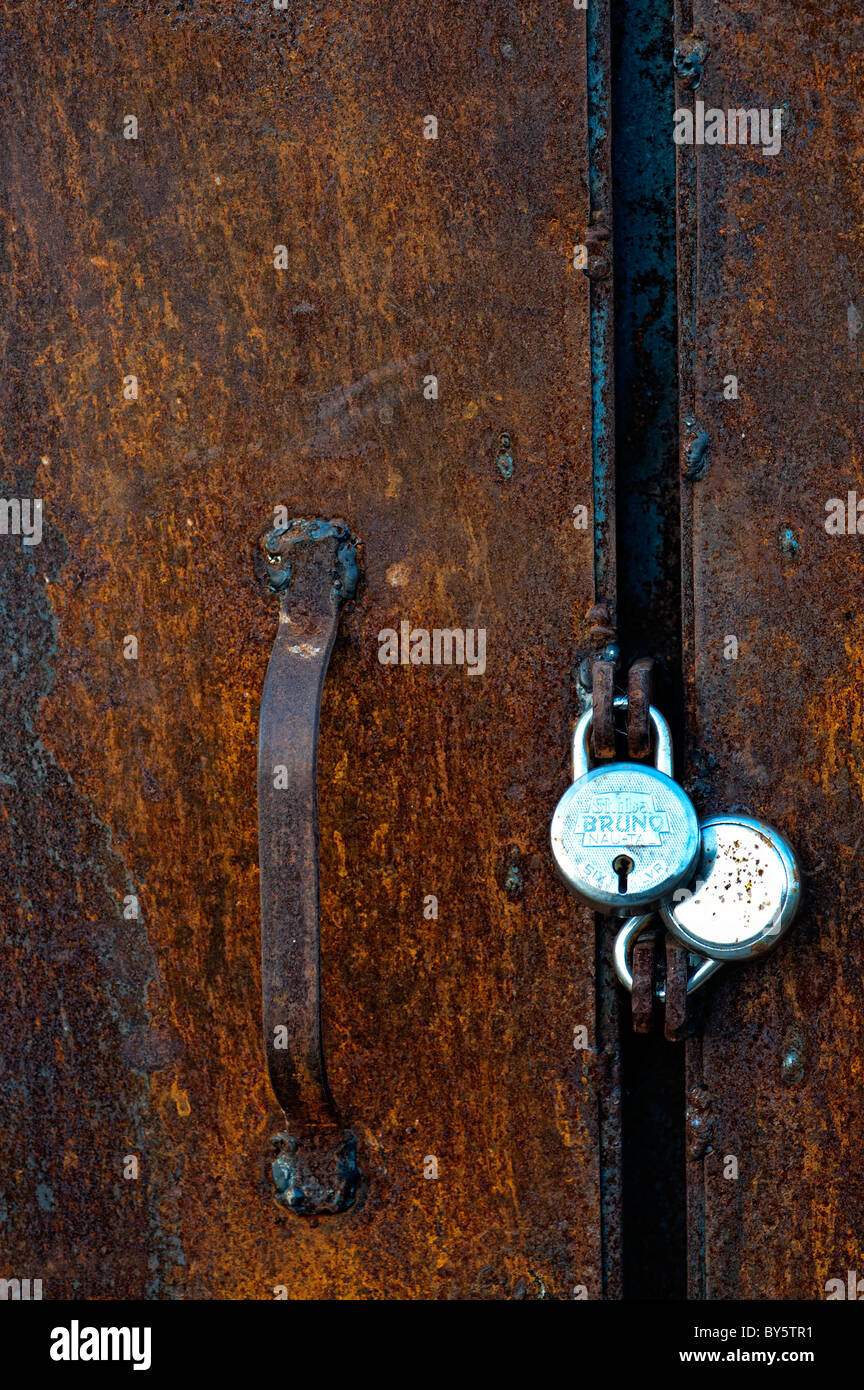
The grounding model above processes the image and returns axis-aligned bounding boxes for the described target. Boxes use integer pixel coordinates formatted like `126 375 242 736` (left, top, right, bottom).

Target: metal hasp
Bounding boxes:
255 517 361 1215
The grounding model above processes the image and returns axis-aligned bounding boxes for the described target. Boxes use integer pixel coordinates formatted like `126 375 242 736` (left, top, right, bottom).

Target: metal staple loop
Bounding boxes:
591 656 616 761
627 657 655 766
663 937 690 1041
631 927 658 1034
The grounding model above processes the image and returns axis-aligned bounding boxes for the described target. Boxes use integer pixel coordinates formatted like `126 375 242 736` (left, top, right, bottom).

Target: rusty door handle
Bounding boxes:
255 517 361 1215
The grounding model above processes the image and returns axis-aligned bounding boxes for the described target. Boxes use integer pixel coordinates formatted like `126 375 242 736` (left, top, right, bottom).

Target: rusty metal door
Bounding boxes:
676 0 864 1300
3 0 861 1314
0 2 622 1300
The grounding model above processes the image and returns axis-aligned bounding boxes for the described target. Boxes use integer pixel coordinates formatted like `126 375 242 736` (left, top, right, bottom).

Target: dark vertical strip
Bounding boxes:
673 3 700 739
610 0 687 1300
612 0 681 683
586 0 624 1301
673 0 705 1305
595 919 624 1300
587 0 617 610
685 1036 707 1300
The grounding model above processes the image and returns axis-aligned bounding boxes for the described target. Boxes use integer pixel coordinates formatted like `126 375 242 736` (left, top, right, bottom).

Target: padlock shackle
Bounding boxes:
613 914 724 998
572 697 674 780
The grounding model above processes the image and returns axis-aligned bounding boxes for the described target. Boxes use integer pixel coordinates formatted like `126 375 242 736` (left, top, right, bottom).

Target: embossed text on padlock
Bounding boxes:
550 698 700 916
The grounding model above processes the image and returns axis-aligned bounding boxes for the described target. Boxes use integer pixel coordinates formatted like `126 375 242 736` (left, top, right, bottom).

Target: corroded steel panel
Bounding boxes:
0 3 605 1297
679 0 864 1299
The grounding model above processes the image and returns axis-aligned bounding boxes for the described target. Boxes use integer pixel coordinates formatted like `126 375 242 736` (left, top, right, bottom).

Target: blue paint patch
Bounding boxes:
36 1183 55 1213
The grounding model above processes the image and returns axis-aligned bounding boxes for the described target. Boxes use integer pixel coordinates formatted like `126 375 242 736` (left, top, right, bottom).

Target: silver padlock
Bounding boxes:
660 813 801 960
550 697 700 916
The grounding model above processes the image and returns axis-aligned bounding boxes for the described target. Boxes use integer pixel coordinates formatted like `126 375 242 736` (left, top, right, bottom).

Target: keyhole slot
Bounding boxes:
612 854 635 894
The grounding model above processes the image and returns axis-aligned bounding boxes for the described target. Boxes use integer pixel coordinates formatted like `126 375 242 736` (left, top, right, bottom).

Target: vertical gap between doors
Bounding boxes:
610 0 688 1301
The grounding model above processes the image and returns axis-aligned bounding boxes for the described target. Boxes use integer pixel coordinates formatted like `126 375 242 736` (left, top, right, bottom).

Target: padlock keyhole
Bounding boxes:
612 854 634 894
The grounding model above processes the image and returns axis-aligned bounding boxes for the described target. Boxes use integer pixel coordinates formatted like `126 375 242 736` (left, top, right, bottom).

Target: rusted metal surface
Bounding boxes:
0 1 612 1297
678 0 864 1298
662 938 689 1043
585 601 617 648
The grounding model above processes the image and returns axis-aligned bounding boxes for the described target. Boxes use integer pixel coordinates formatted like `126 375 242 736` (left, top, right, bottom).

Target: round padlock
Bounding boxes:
550 698 701 916
659 814 801 960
